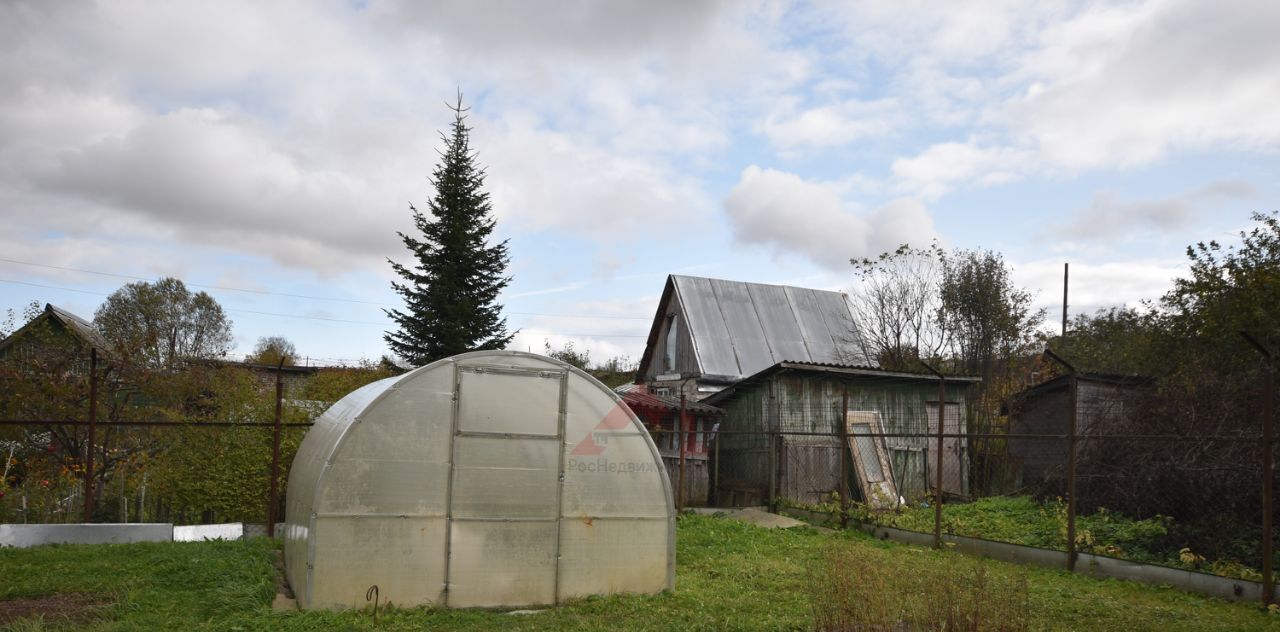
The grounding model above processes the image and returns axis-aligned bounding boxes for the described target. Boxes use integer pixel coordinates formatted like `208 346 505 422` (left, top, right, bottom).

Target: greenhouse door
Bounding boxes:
444 365 567 608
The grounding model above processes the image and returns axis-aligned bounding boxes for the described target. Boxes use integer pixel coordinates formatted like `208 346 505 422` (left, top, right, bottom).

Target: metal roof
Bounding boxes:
638 275 873 382
614 383 725 415
703 360 981 407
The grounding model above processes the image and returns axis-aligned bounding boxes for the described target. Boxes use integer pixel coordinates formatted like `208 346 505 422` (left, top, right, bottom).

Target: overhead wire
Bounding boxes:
0 257 651 320
0 277 649 338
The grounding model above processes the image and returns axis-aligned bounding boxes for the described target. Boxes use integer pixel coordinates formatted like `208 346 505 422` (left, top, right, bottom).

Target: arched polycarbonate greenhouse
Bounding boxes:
283 351 675 610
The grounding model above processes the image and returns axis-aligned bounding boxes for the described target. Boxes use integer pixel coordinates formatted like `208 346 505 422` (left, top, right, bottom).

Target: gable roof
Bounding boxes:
637 274 873 382
0 303 113 358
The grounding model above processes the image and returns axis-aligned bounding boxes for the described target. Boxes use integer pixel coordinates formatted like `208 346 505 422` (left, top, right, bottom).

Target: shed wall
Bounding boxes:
715 372 970 504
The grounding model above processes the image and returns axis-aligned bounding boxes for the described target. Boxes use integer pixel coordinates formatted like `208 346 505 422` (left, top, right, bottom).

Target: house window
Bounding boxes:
663 314 678 370
654 387 673 397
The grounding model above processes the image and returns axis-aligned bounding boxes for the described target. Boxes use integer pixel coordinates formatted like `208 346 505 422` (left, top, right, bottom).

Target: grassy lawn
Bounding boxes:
0 513 1276 630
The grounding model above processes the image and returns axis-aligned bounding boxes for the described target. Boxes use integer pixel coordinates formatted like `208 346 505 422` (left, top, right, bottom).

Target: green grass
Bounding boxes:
1 514 1276 630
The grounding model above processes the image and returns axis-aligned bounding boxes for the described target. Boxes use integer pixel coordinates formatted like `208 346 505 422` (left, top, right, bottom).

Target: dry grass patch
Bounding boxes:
812 542 1031 631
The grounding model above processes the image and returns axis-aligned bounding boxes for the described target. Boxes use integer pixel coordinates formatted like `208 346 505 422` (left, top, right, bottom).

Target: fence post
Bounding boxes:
268 358 285 538
839 384 850 528
83 348 98 523
1044 348 1079 572
678 393 687 511
920 361 945 550
713 421 721 507
1241 332 1275 605
767 380 777 514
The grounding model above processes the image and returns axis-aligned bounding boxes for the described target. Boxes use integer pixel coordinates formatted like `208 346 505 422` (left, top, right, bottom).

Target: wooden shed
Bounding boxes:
704 362 980 506
1007 373 1152 487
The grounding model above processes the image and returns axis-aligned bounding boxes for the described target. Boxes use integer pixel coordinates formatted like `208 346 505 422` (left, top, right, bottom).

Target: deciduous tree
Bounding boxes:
246 336 296 366
94 278 233 369
848 244 948 371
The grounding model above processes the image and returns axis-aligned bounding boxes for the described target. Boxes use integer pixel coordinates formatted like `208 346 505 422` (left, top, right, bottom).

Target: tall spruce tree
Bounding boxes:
384 97 513 366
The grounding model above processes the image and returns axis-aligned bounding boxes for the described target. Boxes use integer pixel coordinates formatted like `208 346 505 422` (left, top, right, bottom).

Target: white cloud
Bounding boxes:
482 116 715 238
849 0 1280 194
891 141 1028 199
2 1 798 278
1005 0 1280 170
760 97 902 150
1013 257 1187 318
1056 180 1257 242
723 166 938 270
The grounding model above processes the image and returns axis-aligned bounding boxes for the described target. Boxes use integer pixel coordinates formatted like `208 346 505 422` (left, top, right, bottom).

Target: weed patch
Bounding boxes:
812 541 1030 631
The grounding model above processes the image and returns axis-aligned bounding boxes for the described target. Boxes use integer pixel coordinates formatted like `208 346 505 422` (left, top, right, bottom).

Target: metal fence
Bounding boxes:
0 349 313 536
678 346 1277 605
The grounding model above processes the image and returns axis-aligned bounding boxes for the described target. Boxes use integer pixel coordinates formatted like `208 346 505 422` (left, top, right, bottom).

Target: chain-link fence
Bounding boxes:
694 352 1277 603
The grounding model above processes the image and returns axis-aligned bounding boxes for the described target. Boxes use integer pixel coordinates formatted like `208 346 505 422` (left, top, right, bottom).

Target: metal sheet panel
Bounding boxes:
747 282 811 363
785 286 843 364
812 288 869 365
672 276 739 377
709 278 776 377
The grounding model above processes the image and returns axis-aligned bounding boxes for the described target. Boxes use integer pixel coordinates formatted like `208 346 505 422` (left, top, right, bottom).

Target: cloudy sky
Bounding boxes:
2 0 1275 366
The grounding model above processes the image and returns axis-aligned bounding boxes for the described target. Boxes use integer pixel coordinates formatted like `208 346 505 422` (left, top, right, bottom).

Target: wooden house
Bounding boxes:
615 383 724 506
635 274 873 401
0 303 112 368
633 275 979 508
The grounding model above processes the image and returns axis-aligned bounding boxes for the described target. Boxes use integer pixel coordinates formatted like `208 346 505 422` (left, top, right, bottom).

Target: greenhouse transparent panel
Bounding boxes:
285 376 402 606
309 516 446 610
447 521 557 608
558 518 670 600
285 351 673 611
562 374 672 519
318 459 450 516
457 369 562 435
451 436 560 519
563 433 670 518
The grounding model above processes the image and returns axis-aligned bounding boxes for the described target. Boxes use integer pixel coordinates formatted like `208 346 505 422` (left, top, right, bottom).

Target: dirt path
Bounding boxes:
690 507 830 531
